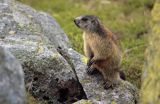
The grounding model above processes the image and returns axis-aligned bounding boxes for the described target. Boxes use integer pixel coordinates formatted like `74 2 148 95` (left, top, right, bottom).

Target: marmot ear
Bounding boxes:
92 19 100 25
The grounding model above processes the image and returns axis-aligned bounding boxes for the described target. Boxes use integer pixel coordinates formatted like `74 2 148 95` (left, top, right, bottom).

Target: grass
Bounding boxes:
18 0 155 88
141 2 160 103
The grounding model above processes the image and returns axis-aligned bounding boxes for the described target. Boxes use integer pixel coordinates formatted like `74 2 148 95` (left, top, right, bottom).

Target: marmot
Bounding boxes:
74 15 124 89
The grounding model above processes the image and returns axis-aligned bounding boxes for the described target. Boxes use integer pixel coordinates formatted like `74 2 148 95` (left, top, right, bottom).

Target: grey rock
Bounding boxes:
58 48 139 104
14 2 71 49
0 0 85 103
0 47 25 104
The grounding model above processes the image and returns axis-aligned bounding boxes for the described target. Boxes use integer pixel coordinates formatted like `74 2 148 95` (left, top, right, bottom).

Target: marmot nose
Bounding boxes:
74 19 80 25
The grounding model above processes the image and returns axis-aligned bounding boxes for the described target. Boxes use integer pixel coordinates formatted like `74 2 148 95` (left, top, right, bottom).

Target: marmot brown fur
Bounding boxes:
74 15 124 89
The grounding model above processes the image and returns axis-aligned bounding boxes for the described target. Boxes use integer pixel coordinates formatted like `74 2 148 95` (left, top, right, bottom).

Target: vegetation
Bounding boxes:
27 93 39 104
141 1 160 103
18 0 155 88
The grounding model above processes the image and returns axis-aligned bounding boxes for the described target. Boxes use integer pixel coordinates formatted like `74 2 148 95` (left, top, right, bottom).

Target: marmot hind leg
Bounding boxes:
101 69 121 89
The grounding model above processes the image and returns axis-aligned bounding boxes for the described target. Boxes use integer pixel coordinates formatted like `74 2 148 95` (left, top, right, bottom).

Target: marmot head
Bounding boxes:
74 15 101 32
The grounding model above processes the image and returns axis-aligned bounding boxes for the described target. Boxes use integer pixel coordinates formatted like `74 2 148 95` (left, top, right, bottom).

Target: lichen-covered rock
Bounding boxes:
58 48 139 104
0 47 25 104
0 0 85 103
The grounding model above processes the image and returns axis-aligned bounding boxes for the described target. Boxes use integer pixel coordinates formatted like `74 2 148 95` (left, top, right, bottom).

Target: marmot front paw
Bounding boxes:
86 67 98 75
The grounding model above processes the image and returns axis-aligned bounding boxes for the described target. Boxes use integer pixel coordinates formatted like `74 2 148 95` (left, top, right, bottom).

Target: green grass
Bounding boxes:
18 0 155 88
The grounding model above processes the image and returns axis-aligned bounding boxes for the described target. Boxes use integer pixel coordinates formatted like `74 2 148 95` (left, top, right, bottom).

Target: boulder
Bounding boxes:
0 0 139 103
58 48 139 104
0 0 86 103
0 47 25 104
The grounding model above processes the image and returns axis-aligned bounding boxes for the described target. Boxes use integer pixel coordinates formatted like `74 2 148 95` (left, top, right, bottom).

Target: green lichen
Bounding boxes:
17 23 25 29
51 53 61 60
111 101 117 104
81 102 93 104
36 42 44 54
16 21 42 35
81 56 88 64
9 30 16 35
26 92 39 104
73 100 94 104
27 14 33 18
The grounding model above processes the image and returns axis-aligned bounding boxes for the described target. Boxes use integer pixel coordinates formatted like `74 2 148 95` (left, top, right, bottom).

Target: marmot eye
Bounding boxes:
82 18 88 21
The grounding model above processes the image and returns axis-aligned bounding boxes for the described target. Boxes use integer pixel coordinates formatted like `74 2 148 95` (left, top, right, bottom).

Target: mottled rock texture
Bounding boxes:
0 47 25 104
0 0 85 103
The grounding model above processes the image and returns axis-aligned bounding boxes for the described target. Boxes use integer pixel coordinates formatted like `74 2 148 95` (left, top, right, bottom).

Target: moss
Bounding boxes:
81 56 88 64
111 101 117 104
26 92 39 104
73 100 94 104
141 1 160 104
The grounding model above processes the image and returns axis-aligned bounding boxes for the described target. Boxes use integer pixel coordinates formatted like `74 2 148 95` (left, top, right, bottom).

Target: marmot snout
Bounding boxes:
74 15 101 33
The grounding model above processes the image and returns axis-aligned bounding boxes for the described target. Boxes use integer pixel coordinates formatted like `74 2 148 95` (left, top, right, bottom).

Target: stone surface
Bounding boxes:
0 47 26 104
0 0 85 103
58 48 139 104
0 0 139 104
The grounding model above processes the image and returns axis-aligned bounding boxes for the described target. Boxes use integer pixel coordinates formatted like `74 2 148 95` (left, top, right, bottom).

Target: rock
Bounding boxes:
0 47 26 104
0 0 139 104
58 48 139 104
0 0 86 103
